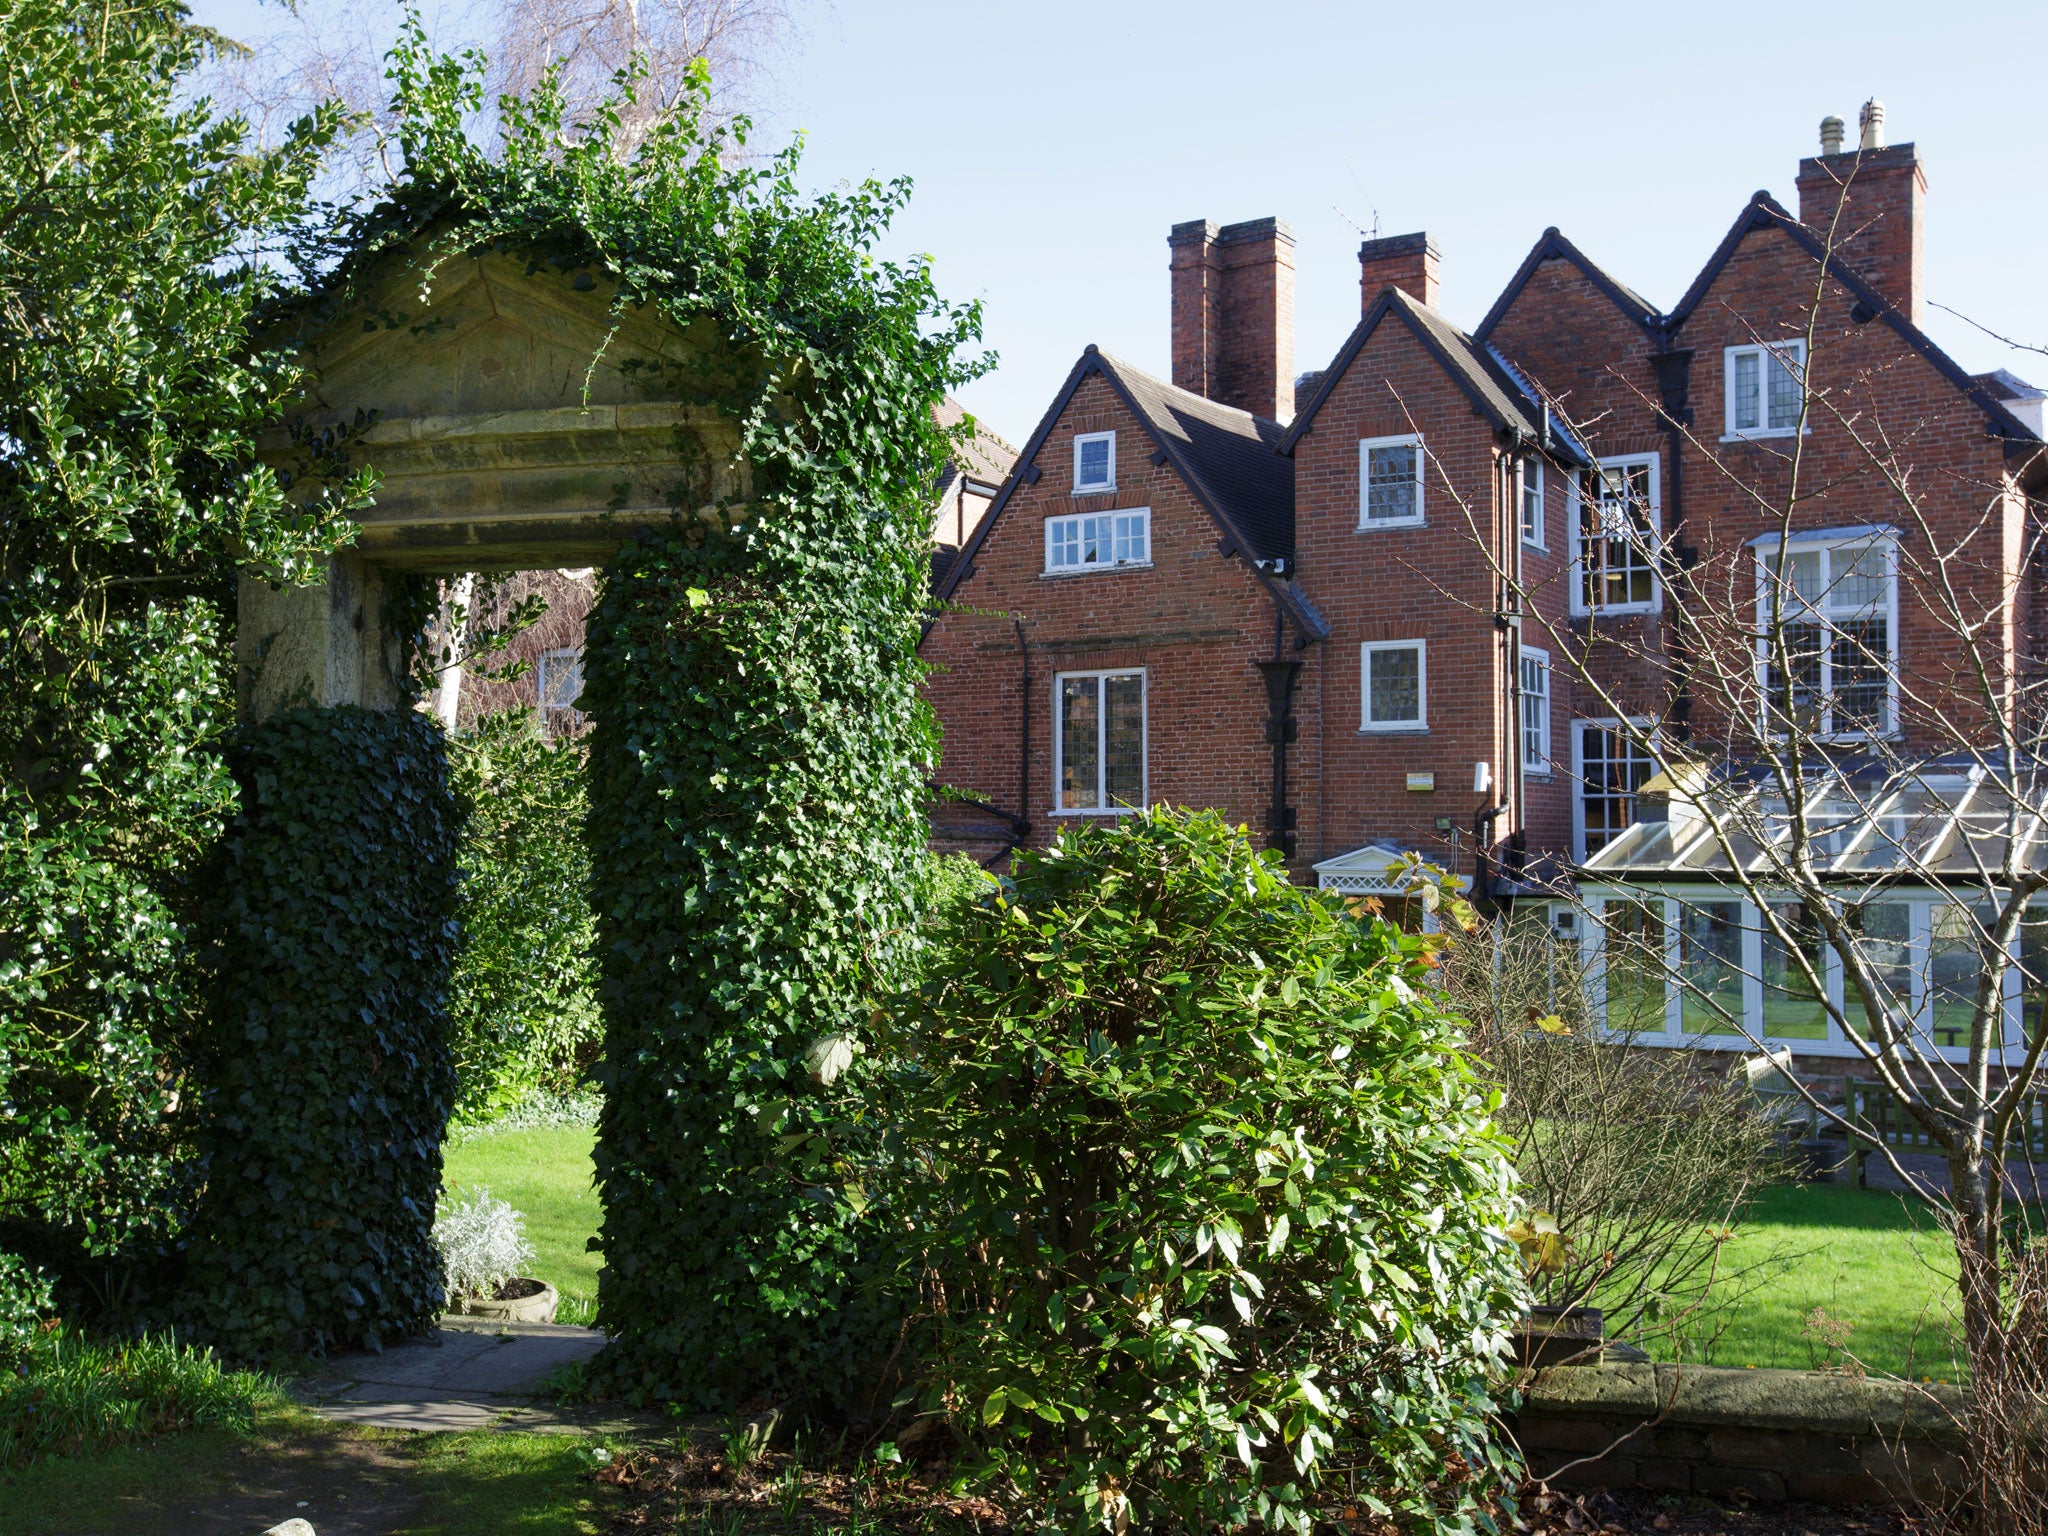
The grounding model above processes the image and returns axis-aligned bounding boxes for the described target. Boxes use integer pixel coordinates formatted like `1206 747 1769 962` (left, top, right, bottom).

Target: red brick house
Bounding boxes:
921 103 2048 1028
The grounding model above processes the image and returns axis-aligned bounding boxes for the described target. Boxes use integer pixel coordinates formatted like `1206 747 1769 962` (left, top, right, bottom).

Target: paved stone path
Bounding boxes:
296 1316 658 1435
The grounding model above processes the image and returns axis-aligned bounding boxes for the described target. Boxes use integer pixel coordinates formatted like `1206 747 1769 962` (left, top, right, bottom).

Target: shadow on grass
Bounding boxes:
0 1402 618 1536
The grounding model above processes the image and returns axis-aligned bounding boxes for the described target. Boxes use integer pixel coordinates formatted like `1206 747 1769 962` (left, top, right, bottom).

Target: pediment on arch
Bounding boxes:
291 250 723 427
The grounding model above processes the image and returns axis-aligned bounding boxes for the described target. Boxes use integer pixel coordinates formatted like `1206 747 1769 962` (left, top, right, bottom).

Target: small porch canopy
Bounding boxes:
1572 758 2048 1063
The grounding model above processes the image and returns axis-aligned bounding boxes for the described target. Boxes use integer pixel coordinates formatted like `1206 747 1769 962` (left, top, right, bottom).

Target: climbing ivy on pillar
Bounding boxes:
186 707 461 1359
584 499 938 1405
339 30 984 1404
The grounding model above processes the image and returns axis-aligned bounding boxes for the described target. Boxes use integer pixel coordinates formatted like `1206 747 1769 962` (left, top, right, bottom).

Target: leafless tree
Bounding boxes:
1419 152 2048 1532
194 0 798 200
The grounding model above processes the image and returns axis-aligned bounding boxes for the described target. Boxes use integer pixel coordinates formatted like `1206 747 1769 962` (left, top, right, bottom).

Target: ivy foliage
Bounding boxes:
446 711 600 1125
0 1 359 1307
296 25 986 1403
883 809 1527 1534
184 707 460 1360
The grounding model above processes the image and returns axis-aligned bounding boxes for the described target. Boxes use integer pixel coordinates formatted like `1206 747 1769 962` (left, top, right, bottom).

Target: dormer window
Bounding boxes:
1074 431 1116 493
1725 340 1806 439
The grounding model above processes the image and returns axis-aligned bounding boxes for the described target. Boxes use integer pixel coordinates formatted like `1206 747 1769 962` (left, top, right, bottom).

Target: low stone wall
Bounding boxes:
1511 1363 1967 1505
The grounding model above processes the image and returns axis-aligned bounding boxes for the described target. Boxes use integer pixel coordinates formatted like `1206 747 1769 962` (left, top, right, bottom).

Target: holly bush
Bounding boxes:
183 707 460 1359
446 711 600 1125
0 1 358 1310
883 808 1527 1534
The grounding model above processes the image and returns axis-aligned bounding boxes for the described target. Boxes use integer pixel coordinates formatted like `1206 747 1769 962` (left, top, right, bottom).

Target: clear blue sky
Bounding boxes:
194 0 2048 447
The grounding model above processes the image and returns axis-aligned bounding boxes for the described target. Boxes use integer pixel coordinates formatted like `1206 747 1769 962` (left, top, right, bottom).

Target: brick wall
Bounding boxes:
1666 220 2023 755
1289 314 1546 883
922 374 1301 864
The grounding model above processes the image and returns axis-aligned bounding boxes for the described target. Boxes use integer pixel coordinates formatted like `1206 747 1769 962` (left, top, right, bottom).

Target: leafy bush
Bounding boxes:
1440 915 1783 1345
447 711 601 1124
0 1252 53 1370
0 2 357 1311
0 1326 272 1469
884 808 1526 1534
434 1188 537 1299
185 707 461 1360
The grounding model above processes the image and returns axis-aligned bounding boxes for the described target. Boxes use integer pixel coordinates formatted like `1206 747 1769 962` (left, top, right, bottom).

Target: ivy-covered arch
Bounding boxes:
201 46 981 1393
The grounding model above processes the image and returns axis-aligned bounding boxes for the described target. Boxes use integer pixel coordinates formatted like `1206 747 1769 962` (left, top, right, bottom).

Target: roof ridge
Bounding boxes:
1666 192 2039 446
1282 286 1545 454
1474 226 1661 343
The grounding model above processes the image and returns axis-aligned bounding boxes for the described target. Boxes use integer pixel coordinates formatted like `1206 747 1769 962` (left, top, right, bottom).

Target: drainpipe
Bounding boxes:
1255 608 1302 857
1015 617 1034 841
1650 339 1696 739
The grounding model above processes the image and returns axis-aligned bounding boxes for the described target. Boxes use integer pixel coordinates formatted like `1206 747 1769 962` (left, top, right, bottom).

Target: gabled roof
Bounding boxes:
1667 191 2042 447
931 395 1018 488
930 347 1327 642
1281 286 1572 458
1473 227 1661 345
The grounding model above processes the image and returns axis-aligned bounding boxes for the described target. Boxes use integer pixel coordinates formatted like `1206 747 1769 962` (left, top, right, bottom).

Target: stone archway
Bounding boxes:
195 239 745 1358
238 243 743 719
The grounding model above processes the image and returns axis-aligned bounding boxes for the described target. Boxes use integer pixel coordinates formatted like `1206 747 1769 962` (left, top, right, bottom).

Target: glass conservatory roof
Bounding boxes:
1580 758 2048 882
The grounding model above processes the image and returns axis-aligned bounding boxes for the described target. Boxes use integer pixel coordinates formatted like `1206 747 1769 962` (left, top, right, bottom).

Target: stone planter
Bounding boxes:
449 1277 558 1324
1514 1304 1604 1368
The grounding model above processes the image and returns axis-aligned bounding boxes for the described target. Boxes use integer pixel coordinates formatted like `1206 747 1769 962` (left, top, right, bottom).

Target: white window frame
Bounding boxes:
1520 644 1552 777
1360 639 1428 734
1570 453 1661 617
1358 433 1425 530
1050 667 1147 816
1073 430 1117 493
1520 459 1547 551
1043 507 1152 575
1575 884 2035 1065
536 647 584 715
1752 530 1900 742
1723 340 1808 441
1573 716 1657 862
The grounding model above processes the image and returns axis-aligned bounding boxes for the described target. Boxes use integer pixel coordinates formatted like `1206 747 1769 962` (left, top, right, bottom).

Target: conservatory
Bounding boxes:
1570 759 2048 1063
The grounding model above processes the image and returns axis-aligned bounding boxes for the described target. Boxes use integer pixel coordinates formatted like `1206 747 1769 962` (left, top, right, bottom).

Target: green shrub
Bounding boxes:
447 712 600 1124
0 1326 272 1469
0 7 358 1312
884 808 1526 1534
184 707 461 1360
0 1253 53 1370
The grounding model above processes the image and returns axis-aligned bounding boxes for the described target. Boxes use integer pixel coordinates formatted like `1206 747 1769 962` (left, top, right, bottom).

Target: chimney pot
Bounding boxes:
1819 115 1845 156
1797 114 1926 325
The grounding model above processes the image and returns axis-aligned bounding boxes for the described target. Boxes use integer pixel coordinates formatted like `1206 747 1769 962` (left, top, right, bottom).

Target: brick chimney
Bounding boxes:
1796 102 1927 326
1169 216 1295 421
1358 231 1439 310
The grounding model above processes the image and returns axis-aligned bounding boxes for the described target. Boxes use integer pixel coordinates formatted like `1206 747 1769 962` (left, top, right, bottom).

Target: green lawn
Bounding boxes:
443 1125 602 1319
438 1125 1969 1382
1667 1181 1962 1378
